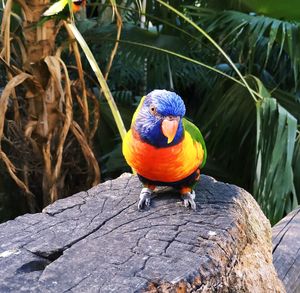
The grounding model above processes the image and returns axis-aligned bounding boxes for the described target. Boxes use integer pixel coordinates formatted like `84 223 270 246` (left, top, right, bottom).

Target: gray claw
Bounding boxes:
181 191 196 210
138 188 153 210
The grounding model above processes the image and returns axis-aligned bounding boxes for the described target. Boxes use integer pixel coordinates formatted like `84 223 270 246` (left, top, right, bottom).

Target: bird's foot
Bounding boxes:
181 190 196 210
138 187 154 210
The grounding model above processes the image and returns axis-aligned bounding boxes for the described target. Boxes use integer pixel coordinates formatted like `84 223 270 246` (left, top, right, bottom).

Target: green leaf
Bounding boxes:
66 22 127 140
265 20 280 67
293 134 300 203
185 8 300 90
156 0 257 102
254 96 298 224
239 0 300 21
196 75 257 188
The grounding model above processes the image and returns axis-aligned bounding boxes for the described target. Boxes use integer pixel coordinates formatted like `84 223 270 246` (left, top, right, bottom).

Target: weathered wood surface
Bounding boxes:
0 174 284 292
273 207 300 293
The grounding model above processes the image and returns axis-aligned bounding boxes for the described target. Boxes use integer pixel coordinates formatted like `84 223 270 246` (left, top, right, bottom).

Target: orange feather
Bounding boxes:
123 129 204 183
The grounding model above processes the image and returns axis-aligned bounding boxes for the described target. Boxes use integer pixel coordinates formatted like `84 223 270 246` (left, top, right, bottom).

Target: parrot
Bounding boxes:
122 89 207 210
43 0 86 17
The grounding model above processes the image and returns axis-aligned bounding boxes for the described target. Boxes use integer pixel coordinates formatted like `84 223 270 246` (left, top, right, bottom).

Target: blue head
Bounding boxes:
133 90 186 147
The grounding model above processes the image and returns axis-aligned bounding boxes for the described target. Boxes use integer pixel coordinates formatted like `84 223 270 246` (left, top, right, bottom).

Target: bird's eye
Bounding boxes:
149 105 157 115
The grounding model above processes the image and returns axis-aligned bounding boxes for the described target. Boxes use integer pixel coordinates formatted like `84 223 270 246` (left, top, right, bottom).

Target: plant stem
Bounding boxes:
65 21 127 140
155 0 258 102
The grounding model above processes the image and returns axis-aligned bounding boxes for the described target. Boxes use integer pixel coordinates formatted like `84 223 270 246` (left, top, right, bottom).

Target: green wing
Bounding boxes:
183 118 207 168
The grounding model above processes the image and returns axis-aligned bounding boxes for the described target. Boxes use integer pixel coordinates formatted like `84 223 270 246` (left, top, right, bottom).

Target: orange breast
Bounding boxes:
122 130 204 182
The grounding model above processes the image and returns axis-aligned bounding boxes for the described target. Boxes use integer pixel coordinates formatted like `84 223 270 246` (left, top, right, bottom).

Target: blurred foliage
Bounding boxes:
1 0 300 225
82 0 300 225
0 0 103 221
0 162 28 222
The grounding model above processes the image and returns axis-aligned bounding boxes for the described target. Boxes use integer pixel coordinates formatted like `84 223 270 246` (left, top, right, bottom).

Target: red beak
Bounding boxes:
161 116 179 144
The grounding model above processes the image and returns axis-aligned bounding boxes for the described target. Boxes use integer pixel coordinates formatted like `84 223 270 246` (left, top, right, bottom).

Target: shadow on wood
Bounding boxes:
0 174 284 292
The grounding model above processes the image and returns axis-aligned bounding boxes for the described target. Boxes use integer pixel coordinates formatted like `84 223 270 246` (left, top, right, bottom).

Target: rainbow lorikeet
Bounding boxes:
43 0 86 16
122 90 207 210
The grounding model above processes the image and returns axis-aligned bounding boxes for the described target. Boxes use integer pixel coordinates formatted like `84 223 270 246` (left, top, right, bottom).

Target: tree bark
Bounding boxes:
0 174 284 292
273 207 300 293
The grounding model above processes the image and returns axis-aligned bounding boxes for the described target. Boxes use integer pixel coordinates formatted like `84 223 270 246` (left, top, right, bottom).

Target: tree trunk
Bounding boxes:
273 207 300 293
0 174 285 292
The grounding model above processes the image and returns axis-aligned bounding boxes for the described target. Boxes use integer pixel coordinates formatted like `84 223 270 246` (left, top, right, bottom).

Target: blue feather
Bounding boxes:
133 90 186 147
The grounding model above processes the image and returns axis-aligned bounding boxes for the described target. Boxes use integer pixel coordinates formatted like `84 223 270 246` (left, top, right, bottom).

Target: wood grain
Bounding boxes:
0 174 284 292
273 207 300 293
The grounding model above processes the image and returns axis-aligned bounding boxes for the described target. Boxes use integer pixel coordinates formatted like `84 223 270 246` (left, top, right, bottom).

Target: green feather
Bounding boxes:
183 118 207 168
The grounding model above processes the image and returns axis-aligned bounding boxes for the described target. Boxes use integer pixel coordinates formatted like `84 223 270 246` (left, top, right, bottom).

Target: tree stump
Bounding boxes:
0 174 284 292
273 207 300 293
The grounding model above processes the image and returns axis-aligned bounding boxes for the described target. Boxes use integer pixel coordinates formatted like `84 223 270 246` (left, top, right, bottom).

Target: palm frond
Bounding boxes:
65 21 127 140
78 1 300 225
156 0 257 102
272 89 300 120
255 94 298 224
239 0 300 21
293 134 300 203
82 23 210 92
194 75 257 187
185 7 300 91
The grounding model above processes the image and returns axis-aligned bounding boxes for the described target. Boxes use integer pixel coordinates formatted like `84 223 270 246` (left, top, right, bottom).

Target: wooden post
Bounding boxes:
273 207 300 293
0 174 285 292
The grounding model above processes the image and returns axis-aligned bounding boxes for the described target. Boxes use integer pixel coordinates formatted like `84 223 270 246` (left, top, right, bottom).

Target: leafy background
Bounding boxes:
1 0 300 225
